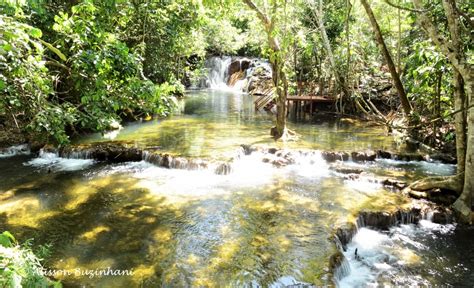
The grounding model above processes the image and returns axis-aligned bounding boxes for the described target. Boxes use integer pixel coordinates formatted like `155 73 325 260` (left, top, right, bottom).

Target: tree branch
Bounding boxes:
242 0 271 29
384 0 429 13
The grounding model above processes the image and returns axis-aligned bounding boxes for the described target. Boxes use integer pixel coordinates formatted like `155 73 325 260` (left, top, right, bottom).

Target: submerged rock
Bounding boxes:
215 162 232 175
376 150 392 159
351 151 377 162
321 151 349 162
334 222 358 250
381 179 408 190
60 143 142 162
332 165 364 175
430 207 453 224
392 153 425 162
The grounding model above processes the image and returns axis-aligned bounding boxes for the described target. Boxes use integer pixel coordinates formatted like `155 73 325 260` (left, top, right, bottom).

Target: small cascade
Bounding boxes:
214 162 233 175
142 151 211 172
333 203 456 287
356 208 422 230
333 256 352 282
0 144 30 158
25 148 94 171
61 149 93 159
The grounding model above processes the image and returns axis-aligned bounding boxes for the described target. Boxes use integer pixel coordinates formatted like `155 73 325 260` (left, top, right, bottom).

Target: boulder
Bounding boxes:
227 58 251 77
376 150 392 159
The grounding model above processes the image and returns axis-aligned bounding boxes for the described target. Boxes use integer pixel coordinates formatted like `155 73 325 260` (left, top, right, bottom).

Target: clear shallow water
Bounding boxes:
0 90 469 287
76 90 400 159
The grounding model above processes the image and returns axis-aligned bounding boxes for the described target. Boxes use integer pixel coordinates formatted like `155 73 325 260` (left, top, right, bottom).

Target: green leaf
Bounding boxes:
38 39 67 61
0 80 5 90
2 44 12 52
0 231 16 247
29 28 43 38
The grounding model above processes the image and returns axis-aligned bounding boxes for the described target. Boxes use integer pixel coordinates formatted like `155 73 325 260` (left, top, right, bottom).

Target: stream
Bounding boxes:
0 58 472 287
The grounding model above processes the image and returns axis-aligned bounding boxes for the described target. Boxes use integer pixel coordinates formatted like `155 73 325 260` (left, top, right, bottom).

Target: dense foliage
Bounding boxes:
0 231 60 287
1 1 181 144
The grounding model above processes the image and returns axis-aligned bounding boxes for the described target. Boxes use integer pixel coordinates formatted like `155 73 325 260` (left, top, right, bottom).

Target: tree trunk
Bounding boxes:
361 0 412 116
443 0 467 176
270 56 289 138
243 0 290 140
413 0 474 220
397 0 401 74
312 0 349 113
454 72 467 174
455 84 474 220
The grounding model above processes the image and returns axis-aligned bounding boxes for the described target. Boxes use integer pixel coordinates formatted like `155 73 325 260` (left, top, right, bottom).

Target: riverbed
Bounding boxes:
0 90 471 287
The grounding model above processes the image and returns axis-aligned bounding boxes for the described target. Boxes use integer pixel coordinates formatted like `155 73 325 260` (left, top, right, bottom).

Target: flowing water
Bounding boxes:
0 58 472 287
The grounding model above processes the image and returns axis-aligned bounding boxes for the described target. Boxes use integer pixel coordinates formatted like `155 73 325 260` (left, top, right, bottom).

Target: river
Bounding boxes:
0 61 472 287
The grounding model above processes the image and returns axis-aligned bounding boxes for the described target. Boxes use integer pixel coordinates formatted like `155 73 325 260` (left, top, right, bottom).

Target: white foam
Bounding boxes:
339 228 393 287
270 276 311 287
339 220 457 287
286 151 330 178
0 144 30 158
25 151 94 171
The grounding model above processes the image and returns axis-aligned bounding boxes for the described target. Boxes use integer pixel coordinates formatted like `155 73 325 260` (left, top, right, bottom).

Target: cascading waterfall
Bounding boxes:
203 56 272 93
206 56 232 89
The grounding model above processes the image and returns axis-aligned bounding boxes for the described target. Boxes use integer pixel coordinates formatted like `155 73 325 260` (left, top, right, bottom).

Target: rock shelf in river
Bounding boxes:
330 202 454 283
34 143 456 180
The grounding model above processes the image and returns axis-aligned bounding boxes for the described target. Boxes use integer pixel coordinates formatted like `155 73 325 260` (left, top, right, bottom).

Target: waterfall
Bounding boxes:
205 56 232 89
202 56 272 93
334 256 352 282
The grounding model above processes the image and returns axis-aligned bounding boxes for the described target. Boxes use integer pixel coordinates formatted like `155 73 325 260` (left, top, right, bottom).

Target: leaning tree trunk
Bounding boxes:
413 0 474 220
361 0 412 116
312 0 350 113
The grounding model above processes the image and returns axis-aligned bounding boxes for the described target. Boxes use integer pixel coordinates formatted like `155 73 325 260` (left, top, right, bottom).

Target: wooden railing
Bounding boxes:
254 92 275 110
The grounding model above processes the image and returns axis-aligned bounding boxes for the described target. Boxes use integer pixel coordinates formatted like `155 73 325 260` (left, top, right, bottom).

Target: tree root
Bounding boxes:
407 174 463 194
271 127 299 141
404 174 473 222
453 198 473 224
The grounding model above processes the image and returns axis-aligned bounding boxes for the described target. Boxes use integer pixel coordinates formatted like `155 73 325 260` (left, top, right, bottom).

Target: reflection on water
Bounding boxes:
76 90 399 159
0 90 468 287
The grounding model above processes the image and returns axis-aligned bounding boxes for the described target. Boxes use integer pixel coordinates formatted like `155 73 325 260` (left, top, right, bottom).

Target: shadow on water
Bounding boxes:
0 171 185 287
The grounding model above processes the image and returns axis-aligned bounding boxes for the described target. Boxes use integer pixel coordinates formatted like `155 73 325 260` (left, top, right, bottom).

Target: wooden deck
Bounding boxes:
254 94 336 111
286 95 336 103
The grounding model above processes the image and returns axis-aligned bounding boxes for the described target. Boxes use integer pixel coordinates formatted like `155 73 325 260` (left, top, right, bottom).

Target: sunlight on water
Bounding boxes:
0 90 467 287
76 90 399 159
